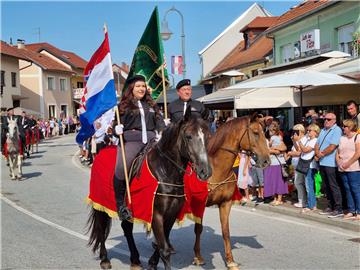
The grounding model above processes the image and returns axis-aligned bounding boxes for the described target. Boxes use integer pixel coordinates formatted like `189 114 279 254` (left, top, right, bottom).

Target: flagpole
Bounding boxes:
161 64 168 119
104 23 132 205
115 106 131 204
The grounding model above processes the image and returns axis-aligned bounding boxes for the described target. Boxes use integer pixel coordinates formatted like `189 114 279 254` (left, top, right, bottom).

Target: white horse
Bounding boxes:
6 118 23 180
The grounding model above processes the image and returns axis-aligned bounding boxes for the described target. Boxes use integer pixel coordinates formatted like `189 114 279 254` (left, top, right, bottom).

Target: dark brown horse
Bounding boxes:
192 114 270 270
87 108 212 270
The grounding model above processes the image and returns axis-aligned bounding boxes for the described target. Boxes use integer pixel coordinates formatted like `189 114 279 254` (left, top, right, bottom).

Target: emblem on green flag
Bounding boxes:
125 6 169 100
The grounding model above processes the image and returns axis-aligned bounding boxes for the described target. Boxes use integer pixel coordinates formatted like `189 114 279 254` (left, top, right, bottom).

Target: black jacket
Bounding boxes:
167 98 208 123
118 100 165 132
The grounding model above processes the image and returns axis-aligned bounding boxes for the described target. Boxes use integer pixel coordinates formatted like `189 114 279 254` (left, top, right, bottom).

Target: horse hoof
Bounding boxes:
227 262 240 270
17 175 22 180
192 257 205 266
130 263 143 270
100 259 112 269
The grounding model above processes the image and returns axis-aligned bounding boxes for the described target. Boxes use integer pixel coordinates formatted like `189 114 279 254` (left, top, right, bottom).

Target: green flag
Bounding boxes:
126 6 169 100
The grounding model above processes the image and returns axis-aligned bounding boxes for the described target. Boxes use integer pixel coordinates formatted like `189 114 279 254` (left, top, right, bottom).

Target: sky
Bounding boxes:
2 0 301 86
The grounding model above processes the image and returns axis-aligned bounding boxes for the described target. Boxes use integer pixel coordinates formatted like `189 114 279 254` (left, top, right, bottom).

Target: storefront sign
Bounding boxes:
73 88 85 99
300 29 320 52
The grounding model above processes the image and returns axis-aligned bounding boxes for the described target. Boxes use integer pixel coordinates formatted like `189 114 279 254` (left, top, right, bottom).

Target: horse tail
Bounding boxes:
86 208 112 253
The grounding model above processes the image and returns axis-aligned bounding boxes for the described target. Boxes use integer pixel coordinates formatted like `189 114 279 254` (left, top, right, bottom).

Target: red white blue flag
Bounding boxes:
171 55 183 75
76 32 117 144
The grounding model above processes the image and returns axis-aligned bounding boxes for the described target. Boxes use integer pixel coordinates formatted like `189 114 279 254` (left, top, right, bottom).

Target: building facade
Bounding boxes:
0 41 29 110
266 1 360 64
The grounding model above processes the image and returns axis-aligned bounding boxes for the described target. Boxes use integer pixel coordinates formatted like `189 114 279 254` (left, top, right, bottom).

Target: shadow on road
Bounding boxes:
106 224 263 269
21 172 42 180
26 154 43 159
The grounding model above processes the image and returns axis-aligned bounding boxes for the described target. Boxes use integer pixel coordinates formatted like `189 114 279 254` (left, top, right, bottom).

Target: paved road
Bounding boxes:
1 135 359 270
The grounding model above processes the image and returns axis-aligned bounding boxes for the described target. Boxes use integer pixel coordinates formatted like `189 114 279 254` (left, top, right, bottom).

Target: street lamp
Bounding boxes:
160 6 186 79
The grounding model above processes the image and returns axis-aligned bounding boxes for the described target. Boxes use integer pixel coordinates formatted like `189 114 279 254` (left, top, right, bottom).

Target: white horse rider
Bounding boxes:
6 118 23 180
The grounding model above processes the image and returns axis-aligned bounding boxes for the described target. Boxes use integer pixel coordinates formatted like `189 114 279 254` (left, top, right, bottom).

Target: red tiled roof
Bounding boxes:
16 48 73 73
240 17 279 32
212 35 272 74
25 42 87 69
266 0 331 33
1 41 28 60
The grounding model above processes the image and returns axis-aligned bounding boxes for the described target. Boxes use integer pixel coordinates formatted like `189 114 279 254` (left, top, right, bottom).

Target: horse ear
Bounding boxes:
250 112 261 123
250 112 266 128
184 105 192 122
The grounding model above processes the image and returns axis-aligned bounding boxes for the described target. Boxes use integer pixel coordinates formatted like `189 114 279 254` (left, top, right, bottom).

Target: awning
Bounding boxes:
324 58 360 79
234 87 300 109
197 57 359 109
200 69 245 84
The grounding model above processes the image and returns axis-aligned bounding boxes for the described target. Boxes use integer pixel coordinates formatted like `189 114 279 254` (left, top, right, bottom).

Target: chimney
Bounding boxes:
17 39 25 49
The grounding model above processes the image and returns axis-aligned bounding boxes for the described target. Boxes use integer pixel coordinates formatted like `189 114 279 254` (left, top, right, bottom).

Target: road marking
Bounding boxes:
232 207 359 238
0 194 176 269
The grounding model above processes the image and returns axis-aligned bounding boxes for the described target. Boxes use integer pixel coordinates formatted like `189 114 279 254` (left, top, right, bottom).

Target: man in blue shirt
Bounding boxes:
315 112 343 218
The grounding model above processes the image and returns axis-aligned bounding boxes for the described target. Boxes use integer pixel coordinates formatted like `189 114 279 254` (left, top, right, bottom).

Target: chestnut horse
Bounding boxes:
192 114 270 270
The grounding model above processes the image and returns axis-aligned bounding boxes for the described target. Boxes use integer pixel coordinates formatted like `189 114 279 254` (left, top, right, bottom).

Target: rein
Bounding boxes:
154 145 190 198
208 172 237 193
155 145 192 176
219 125 253 157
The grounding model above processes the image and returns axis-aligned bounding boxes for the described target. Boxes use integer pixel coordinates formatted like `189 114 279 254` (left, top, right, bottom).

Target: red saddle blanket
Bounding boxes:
87 146 241 230
3 140 23 158
178 172 242 224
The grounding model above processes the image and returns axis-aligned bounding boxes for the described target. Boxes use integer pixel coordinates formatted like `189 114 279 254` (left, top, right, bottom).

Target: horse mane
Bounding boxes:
207 116 249 157
157 122 181 152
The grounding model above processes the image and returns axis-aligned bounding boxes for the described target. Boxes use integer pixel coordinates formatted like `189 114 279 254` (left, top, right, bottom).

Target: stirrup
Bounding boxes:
118 205 132 221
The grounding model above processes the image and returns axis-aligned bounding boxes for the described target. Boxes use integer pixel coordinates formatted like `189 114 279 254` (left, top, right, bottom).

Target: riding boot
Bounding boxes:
113 175 132 221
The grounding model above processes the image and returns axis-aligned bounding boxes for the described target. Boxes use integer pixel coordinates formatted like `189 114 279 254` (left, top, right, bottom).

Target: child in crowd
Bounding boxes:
237 151 253 204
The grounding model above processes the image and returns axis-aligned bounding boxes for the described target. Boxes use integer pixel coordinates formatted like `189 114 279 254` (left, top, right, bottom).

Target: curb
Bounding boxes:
241 201 360 233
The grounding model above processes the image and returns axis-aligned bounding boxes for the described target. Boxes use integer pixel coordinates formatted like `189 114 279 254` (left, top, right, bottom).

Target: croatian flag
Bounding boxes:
171 55 183 75
76 32 117 144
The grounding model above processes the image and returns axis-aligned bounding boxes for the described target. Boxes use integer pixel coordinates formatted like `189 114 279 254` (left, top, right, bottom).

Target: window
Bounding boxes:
48 105 56 119
11 72 16 87
251 69 258 77
281 43 293 63
48 77 55 90
61 105 67 118
1 71 5 86
338 23 354 55
77 81 84 88
60 78 66 91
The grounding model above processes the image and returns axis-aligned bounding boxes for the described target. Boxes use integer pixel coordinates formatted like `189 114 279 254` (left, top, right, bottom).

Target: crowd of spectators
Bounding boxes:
230 100 360 221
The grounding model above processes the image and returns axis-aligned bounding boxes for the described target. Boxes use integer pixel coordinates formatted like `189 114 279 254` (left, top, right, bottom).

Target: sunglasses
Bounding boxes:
324 118 335 121
342 125 349 128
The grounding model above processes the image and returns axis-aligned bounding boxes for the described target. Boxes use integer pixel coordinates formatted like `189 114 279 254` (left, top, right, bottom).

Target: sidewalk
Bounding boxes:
74 151 359 233
239 196 360 232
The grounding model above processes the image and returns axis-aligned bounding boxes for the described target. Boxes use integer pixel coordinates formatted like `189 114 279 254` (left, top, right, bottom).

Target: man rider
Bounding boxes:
166 79 209 124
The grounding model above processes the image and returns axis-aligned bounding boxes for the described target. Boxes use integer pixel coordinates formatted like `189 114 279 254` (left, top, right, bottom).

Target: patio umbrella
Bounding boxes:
225 68 358 115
